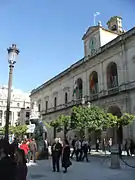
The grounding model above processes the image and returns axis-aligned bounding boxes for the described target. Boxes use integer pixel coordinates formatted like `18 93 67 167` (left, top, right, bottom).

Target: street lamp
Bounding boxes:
5 44 19 140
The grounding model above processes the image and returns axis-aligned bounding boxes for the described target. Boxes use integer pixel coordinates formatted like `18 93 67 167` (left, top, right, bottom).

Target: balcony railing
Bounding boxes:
40 85 126 115
41 98 85 115
108 86 119 95
90 93 99 101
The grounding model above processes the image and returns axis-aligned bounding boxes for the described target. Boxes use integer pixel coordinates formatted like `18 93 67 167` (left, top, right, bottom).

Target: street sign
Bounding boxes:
26 124 35 133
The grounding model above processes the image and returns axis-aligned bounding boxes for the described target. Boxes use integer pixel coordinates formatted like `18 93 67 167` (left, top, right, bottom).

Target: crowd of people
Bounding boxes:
0 135 134 180
70 136 90 162
0 137 38 180
0 138 27 180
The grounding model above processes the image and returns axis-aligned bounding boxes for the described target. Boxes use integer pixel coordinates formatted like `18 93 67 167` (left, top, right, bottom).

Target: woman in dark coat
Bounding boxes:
62 139 71 173
0 139 17 180
15 148 28 180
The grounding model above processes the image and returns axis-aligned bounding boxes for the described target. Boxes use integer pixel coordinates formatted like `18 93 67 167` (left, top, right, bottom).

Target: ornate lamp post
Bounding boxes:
5 44 19 140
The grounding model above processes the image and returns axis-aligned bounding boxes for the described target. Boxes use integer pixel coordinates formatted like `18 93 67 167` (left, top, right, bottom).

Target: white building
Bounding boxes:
30 16 135 142
0 85 30 127
18 107 31 125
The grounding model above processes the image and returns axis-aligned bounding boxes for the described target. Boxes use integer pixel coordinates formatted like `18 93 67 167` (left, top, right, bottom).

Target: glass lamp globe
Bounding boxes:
7 44 19 64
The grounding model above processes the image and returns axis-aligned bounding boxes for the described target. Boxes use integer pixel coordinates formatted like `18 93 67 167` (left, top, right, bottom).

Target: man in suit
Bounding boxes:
51 138 62 172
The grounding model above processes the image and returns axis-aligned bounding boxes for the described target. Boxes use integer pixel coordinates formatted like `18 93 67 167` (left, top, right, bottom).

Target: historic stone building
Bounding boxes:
30 16 135 142
18 107 30 125
0 85 30 127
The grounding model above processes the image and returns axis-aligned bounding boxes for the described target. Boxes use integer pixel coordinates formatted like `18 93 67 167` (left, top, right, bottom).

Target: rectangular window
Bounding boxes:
17 103 20 107
17 112 20 117
0 110 2 126
45 101 48 111
26 112 30 118
0 110 2 119
38 104 41 112
54 97 57 108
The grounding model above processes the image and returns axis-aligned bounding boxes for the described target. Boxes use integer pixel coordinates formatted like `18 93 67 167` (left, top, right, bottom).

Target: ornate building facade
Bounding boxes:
0 85 30 127
30 16 135 142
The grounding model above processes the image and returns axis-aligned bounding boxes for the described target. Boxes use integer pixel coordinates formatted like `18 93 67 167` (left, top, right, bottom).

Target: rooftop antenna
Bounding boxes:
94 12 100 26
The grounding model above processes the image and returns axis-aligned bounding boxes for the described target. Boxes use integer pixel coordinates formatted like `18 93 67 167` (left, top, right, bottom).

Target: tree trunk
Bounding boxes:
53 127 56 139
64 125 68 139
79 129 84 139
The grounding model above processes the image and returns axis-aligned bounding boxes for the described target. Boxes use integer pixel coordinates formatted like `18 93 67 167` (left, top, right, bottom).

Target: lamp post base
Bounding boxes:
36 140 49 160
110 145 121 169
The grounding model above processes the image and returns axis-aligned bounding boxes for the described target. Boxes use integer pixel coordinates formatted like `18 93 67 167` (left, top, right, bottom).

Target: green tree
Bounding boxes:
58 115 71 139
0 125 28 138
13 125 28 137
106 112 135 144
71 106 108 137
50 117 62 139
50 115 71 139
71 105 135 141
71 106 89 138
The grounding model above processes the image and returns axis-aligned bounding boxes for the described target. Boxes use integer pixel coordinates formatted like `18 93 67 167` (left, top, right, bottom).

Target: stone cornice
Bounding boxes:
30 27 135 96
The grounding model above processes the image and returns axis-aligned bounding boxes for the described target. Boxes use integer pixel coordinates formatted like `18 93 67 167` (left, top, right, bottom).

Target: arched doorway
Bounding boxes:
107 62 118 89
75 78 83 99
107 106 123 144
89 71 98 94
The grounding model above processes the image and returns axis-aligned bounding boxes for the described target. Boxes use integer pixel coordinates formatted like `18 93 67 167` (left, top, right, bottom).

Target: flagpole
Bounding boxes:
94 14 96 26
93 12 100 26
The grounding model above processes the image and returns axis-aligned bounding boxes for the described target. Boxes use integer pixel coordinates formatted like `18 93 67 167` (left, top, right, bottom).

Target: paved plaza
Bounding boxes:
27 157 135 180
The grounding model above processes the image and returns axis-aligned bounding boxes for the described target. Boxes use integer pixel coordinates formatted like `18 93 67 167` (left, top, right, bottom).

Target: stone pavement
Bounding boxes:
27 157 135 180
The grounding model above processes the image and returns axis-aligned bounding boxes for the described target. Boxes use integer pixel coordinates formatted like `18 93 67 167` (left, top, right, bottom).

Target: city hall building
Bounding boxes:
30 16 135 143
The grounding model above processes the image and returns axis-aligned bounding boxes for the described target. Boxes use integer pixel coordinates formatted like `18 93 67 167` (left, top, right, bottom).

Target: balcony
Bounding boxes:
41 98 85 115
40 86 123 115
89 93 99 101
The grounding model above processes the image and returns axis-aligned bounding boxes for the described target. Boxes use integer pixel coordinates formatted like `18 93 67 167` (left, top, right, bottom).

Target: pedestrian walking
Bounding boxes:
15 148 28 180
20 140 29 162
130 139 135 156
0 139 17 180
82 138 89 162
29 138 37 163
70 136 77 159
51 138 62 172
108 138 112 152
62 139 72 173
96 139 100 152
75 139 81 161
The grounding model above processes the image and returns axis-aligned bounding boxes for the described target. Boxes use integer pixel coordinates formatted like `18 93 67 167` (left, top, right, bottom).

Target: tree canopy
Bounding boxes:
71 105 135 131
0 125 28 137
49 105 135 139
50 115 71 132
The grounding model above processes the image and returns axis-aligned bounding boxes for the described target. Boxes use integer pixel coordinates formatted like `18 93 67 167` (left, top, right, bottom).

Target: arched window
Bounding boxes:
73 78 83 99
89 71 98 94
54 97 57 108
107 62 118 89
65 92 68 104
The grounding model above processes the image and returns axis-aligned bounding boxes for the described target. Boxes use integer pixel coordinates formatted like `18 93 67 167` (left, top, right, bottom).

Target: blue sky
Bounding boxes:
0 0 134 92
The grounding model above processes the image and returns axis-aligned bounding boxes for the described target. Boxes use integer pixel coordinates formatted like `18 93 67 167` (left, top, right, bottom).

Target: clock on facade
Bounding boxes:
89 37 97 50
